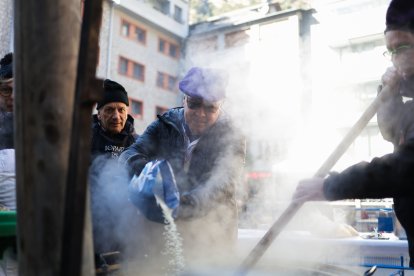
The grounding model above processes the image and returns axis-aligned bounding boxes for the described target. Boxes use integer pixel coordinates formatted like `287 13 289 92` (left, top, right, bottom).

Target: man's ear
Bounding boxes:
97 110 101 120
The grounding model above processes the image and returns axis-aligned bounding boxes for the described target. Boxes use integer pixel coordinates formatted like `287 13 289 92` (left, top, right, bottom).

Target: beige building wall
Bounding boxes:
0 0 13 57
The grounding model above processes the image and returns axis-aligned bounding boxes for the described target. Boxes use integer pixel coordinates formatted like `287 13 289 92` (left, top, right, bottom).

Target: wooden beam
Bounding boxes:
14 0 81 274
61 0 103 274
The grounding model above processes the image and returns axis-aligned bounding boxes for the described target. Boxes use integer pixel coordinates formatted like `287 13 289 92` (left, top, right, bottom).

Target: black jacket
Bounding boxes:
119 107 245 262
119 107 246 219
90 114 137 160
324 89 414 267
89 114 137 254
0 112 13 150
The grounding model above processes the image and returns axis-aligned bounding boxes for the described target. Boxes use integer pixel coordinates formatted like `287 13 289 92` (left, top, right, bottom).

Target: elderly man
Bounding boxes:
292 0 414 267
91 79 137 160
89 79 137 268
119 67 246 269
0 53 13 150
0 53 15 211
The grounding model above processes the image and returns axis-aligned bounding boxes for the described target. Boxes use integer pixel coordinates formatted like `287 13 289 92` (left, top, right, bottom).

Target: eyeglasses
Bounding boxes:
186 97 221 113
0 86 13 98
383 45 414 59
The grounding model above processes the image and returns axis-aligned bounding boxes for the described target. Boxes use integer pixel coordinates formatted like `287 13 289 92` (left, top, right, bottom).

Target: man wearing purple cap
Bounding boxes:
292 0 414 267
119 67 246 265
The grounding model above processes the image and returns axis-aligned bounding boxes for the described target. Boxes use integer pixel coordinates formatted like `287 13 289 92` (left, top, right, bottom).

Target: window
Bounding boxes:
153 0 170 15
135 27 146 43
168 76 176 91
121 19 146 44
159 39 166 52
190 36 218 52
119 57 128 75
130 99 143 118
133 63 144 80
121 21 130 36
169 44 178 58
156 106 169 118
156 71 177 91
225 30 250 48
118 56 145 82
161 0 170 15
158 38 179 59
173 5 182 23
156 72 165 87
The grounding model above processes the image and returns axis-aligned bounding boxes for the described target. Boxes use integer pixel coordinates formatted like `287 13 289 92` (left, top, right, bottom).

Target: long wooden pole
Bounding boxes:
237 86 393 275
60 0 103 276
14 0 81 274
60 0 103 275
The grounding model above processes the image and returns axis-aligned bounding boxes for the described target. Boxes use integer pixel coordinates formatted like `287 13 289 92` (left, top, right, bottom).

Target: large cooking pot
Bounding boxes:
180 261 370 275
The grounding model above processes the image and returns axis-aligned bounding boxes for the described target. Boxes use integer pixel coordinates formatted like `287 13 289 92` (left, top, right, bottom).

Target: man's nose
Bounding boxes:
112 110 121 119
392 53 404 66
197 106 207 117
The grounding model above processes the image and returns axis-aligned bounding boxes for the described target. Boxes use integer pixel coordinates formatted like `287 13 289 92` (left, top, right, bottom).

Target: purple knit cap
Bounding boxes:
385 0 414 32
179 67 228 102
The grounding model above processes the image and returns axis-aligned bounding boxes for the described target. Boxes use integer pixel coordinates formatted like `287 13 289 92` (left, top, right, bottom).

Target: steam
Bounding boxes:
182 2 400 273
90 157 178 275
86 2 403 274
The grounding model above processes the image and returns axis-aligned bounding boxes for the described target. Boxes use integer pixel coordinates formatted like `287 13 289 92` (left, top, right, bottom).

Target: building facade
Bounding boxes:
97 0 189 132
0 0 13 58
309 0 393 171
93 0 393 174
181 0 396 224
185 3 316 178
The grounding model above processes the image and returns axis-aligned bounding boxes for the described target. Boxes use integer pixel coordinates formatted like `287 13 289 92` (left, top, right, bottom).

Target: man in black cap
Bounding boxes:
292 0 414 267
91 79 137 160
89 79 137 270
118 67 246 270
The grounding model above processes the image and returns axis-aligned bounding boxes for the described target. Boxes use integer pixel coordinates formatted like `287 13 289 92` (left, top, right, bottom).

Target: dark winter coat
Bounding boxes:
119 107 246 263
90 114 137 160
89 114 137 254
0 112 13 150
324 90 414 267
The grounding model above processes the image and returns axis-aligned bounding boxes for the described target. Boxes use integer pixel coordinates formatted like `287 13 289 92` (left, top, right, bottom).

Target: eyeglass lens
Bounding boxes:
186 98 220 113
0 86 12 97
384 45 414 58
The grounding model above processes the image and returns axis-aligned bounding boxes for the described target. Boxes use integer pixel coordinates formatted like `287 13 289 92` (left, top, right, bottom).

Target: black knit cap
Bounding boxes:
0 53 13 80
96 79 129 110
385 0 414 32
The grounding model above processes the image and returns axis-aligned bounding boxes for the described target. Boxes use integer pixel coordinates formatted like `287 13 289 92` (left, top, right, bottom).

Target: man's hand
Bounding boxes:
380 67 402 98
292 177 327 203
180 192 197 206
177 192 199 219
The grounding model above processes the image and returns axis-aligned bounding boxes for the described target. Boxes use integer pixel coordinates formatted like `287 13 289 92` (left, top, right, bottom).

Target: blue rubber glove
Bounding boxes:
128 160 180 224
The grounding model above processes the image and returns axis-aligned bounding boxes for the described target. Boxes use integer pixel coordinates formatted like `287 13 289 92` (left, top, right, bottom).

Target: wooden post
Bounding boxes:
14 0 81 274
60 0 103 274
